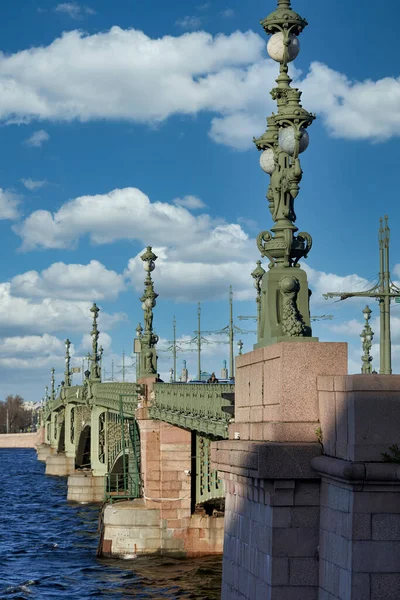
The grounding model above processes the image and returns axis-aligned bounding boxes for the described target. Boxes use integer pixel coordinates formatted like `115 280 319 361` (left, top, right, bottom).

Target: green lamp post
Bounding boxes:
64 338 71 387
138 247 159 377
254 0 316 348
89 303 102 381
50 368 56 401
360 306 374 374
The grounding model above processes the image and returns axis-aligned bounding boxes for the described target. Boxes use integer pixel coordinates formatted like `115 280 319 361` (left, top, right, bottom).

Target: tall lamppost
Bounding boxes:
251 261 266 340
361 306 374 374
51 368 56 401
237 340 244 356
64 338 71 387
89 303 101 381
254 0 315 348
138 247 159 377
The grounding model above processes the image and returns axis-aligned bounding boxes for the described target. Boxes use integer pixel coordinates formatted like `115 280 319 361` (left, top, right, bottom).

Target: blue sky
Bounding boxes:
0 0 400 400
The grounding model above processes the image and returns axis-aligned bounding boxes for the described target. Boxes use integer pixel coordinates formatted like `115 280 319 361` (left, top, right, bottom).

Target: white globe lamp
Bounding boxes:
267 32 300 63
279 127 309 156
259 149 276 175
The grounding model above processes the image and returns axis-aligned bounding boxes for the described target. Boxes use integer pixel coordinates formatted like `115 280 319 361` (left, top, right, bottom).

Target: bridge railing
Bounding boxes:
150 383 235 438
104 472 141 503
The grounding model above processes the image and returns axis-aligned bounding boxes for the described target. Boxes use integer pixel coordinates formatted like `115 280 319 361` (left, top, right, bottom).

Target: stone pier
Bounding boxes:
67 470 105 503
45 452 75 476
101 377 224 557
213 344 400 599
213 341 347 600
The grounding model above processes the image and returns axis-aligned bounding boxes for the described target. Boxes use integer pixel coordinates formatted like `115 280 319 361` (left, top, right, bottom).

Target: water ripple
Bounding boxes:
0 449 221 599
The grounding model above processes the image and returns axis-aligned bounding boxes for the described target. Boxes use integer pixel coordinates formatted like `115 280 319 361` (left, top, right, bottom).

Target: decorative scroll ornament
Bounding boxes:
279 276 310 336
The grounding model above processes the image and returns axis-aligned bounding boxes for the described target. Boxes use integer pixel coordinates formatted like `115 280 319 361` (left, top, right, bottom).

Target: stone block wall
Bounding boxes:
232 342 347 444
221 475 320 600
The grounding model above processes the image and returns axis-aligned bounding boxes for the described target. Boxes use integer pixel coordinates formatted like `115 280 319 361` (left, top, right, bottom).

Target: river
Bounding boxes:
0 449 222 599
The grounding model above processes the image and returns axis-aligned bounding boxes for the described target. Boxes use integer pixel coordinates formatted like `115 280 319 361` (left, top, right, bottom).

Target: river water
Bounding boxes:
0 449 222 600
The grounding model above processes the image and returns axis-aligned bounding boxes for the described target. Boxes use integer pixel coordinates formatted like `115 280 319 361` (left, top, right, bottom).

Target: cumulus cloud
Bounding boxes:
172 195 206 210
0 189 21 220
21 178 48 191
10 260 125 301
304 264 373 305
125 244 256 303
23 130 49 147
0 334 70 372
0 26 396 148
14 187 215 251
0 283 124 335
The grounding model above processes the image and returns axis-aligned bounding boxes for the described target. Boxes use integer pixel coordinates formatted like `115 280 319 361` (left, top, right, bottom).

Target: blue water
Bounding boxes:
0 449 221 599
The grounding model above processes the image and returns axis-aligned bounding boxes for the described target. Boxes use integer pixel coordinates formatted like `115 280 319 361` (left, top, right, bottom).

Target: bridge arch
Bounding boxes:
57 421 65 453
75 425 91 469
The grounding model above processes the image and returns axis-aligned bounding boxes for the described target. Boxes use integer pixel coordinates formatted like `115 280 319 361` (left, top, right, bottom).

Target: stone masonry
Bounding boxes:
101 376 224 557
213 345 400 600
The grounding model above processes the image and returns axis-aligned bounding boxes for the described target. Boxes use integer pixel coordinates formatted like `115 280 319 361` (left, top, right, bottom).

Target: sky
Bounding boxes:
1 0 400 401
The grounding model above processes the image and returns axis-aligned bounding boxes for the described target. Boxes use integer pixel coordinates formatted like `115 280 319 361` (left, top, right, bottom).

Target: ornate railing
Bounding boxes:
150 383 234 438
91 382 138 416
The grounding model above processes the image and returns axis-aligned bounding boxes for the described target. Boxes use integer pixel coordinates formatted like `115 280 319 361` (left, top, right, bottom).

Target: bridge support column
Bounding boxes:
312 374 400 600
90 405 107 477
213 341 348 600
64 403 75 460
100 377 224 557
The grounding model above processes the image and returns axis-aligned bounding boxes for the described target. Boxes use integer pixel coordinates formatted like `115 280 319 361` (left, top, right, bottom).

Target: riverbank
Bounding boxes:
0 431 43 448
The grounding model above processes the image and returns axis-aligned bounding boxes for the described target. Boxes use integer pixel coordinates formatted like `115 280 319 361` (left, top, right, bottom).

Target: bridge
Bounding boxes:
38 297 234 556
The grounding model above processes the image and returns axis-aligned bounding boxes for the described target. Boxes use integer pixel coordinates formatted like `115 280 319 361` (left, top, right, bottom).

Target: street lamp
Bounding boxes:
254 0 316 349
169 367 174 383
361 305 374 374
65 338 71 387
138 247 159 377
237 340 244 356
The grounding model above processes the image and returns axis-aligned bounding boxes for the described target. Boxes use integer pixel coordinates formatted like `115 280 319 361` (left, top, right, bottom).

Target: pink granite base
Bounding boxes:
232 342 348 442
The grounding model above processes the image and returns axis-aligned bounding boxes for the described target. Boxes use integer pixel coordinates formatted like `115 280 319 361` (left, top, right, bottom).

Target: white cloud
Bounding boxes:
54 3 95 19
0 27 397 149
0 333 65 357
304 264 373 305
125 244 256 303
0 189 21 220
0 283 124 335
175 15 203 30
172 195 206 210
23 130 49 147
10 260 125 301
21 178 48 191
0 334 71 372
14 187 215 251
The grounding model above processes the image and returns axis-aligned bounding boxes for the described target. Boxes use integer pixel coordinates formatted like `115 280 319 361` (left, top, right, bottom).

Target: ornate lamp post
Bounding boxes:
237 340 244 356
360 305 374 374
89 303 101 381
254 0 316 348
251 261 266 339
64 338 71 387
51 368 56 401
138 247 159 377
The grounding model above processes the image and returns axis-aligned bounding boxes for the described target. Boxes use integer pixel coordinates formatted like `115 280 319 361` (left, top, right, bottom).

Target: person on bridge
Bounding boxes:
207 373 219 383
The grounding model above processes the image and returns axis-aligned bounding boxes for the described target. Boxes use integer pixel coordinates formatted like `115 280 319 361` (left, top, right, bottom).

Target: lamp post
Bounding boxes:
237 340 244 356
64 338 71 387
138 247 159 377
360 306 374 374
254 0 315 348
251 261 266 340
89 303 101 381
51 368 55 401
